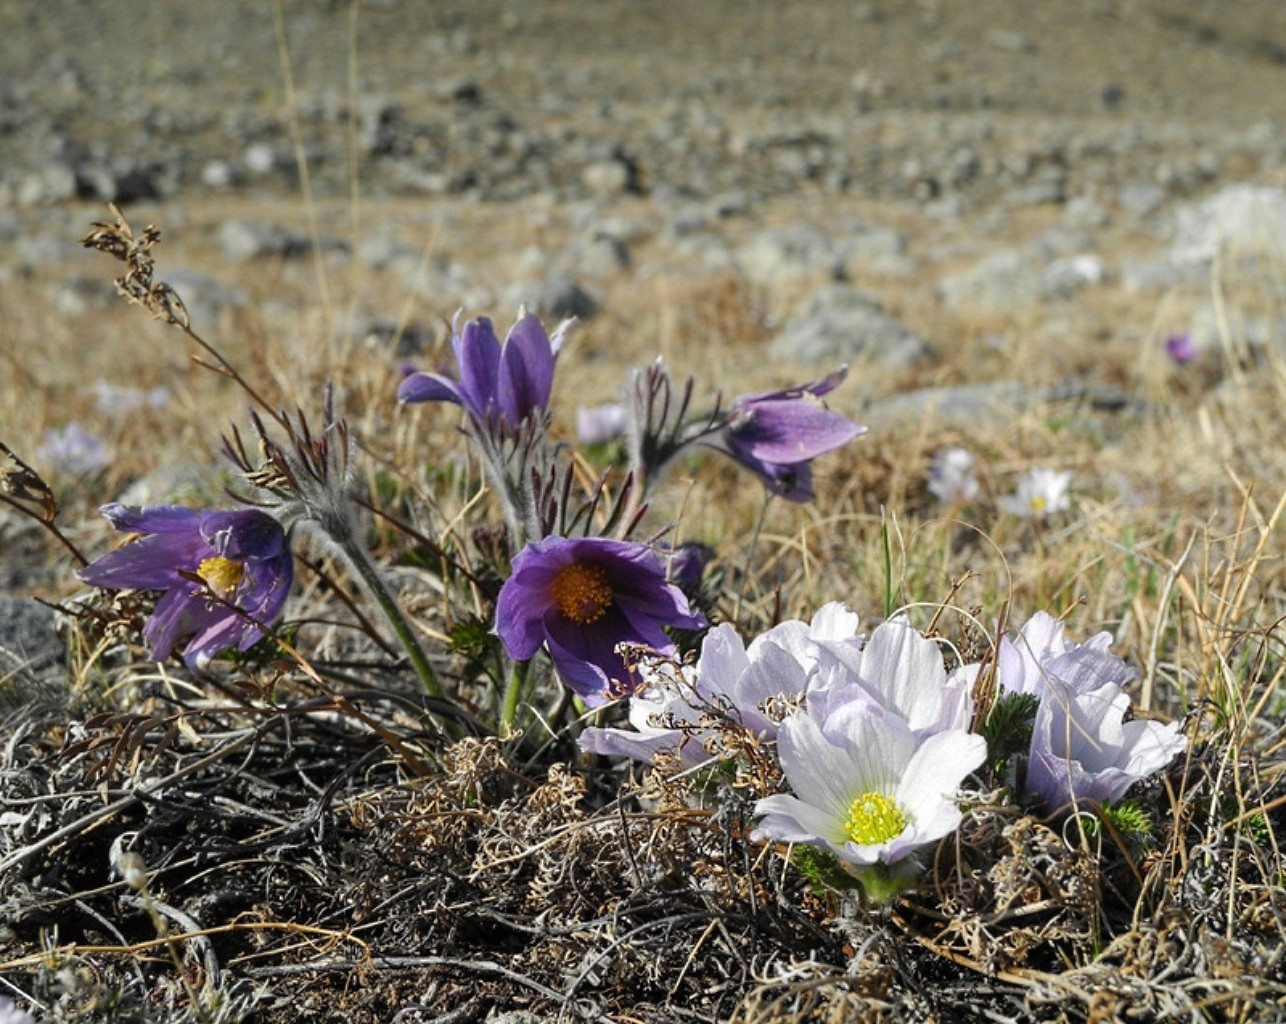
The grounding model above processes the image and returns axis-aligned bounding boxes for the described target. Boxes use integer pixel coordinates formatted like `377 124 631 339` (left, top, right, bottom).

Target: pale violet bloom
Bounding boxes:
809 616 975 736
580 603 861 765
998 612 1186 811
927 446 980 504
999 468 1071 519
752 702 986 866
40 422 111 475
576 402 628 445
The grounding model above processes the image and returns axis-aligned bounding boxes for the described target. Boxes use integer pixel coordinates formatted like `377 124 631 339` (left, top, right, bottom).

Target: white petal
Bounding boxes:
696 623 750 699
752 794 846 846
776 714 859 818
897 730 986 821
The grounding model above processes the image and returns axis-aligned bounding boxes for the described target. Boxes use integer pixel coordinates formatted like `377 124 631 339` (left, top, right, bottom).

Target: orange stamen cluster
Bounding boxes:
550 562 614 624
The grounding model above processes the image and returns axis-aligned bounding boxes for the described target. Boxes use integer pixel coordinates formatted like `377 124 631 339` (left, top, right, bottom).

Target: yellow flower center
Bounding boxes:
197 556 245 599
550 562 613 624
843 791 908 846
1030 494 1048 515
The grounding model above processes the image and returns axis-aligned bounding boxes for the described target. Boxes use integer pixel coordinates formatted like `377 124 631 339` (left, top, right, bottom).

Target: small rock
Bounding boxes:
582 159 633 198
17 162 76 206
1169 184 1286 265
164 268 246 325
506 277 598 321
987 29 1035 53
770 284 934 368
243 143 279 176
51 277 119 316
200 160 239 189
738 223 846 285
1117 182 1167 220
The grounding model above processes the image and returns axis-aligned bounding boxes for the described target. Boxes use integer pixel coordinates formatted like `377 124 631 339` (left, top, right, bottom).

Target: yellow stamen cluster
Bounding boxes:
197 556 245 599
843 791 908 846
1029 494 1048 515
550 562 613 624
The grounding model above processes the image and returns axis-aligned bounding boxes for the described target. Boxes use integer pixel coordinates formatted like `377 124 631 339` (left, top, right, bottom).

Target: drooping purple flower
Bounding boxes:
398 311 571 429
997 612 1186 811
496 536 706 705
720 368 865 501
78 504 293 670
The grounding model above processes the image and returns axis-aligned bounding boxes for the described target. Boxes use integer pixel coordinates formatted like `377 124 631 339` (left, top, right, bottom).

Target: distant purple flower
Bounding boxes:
40 422 111 475
1165 332 1197 365
721 368 865 501
997 612 1186 811
576 402 628 445
398 312 571 429
663 541 710 593
496 536 705 705
78 504 292 670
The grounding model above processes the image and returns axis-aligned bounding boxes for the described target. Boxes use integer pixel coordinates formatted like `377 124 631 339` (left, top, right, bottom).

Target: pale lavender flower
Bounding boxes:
576 402 628 444
78 504 293 670
721 368 865 502
999 468 1071 518
997 612 1186 811
580 602 861 765
40 422 112 475
752 701 986 867
927 446 980 504
496 536 705 705
398 311 572 430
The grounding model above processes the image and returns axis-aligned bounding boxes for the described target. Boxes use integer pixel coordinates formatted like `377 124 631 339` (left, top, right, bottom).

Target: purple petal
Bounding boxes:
497 313 555 424
78 532 207 590
100 503 200 535
200 509 285 561
727 398 864 464
398 371 464 407
453 317 503 420
143 586 215 662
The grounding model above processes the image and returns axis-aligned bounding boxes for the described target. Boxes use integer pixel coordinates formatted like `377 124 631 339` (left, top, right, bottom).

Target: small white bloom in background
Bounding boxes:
927 446 980 504
39 422 111 475
575 402 628 444
91 381 171 415
0 997 36 1024
752 702 985 867
580 603 861 767
999 468 1070 519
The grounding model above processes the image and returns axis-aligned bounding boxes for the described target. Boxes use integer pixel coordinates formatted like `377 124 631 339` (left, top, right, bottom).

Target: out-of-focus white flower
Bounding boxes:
91 381 171 415
39 422 111 475
580 603 861 766
999 468 1070 518
752 702 985 867
0 996 36 1024
927 446 980 504
997 612 1186 811
575 402 628 445
808 616 975 736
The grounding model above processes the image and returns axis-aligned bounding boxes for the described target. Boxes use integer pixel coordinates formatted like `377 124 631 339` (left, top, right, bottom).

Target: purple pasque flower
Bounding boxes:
997 612 1186 811
496 536 706 705
78 504 292 670
40 422 112 475
580 602 861 765
398 311 571 429
576 402 628 445
721 368 865 501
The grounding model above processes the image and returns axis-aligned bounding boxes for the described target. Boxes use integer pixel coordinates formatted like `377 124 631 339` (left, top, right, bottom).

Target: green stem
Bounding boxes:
500 659 528 736
338 537 444 699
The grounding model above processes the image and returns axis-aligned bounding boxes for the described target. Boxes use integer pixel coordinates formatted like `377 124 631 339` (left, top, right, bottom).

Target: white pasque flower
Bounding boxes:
753 702 986 866
927 446 980 504
579 602 861 766
999 468 1071 519
808 615 975 736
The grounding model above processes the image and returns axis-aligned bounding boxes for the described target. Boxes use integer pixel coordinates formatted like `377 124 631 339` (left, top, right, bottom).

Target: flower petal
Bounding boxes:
397 371 464 407
497 313 555 424
454 317 503 420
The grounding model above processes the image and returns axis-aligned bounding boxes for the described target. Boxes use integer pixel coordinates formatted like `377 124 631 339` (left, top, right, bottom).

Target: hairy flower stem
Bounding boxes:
336 535 444 700
499 659 529 737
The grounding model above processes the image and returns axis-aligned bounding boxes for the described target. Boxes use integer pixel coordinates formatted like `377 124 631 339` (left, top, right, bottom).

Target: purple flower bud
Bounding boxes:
1165 333 1197 365
398 311 572 431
